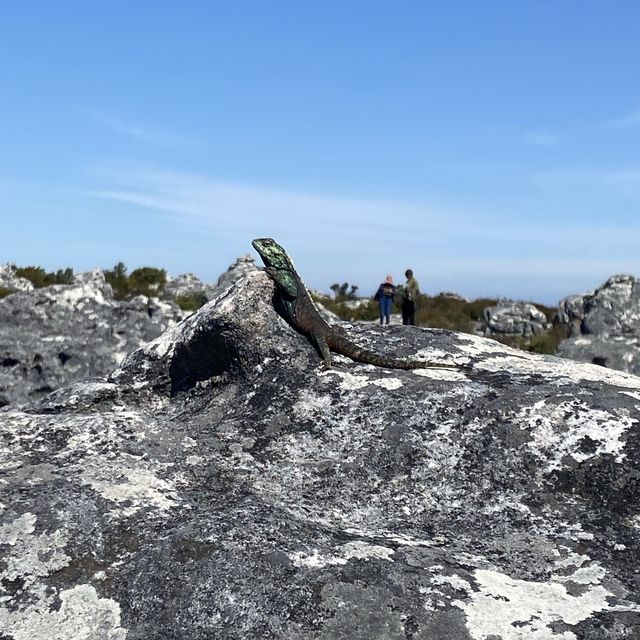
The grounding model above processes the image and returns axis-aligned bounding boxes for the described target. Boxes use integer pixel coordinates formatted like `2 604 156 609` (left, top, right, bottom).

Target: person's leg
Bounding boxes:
385 297 392 324
402 301 409 325
381 297 390 324
409 301 416 325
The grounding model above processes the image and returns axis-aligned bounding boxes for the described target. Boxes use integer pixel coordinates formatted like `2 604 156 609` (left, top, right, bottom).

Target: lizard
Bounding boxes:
252 237 466 371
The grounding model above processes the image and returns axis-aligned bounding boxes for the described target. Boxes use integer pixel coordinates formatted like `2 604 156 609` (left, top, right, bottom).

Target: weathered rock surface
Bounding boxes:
0 264 34 292
0 270 183 406
483 300 550 338
557 275 640 375
1 270 639 639
164 272 209 301
211 254 258 295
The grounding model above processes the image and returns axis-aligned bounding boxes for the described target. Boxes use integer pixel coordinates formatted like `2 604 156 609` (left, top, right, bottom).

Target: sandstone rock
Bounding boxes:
0 270 182 406
1 271 639 638
483 300 549 338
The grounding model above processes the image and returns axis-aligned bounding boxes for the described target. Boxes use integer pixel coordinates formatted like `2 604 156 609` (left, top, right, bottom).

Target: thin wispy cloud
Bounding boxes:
89 112 199 148
531 166 640 199
601 108 640 128
85 166 640 252
522 132 559 147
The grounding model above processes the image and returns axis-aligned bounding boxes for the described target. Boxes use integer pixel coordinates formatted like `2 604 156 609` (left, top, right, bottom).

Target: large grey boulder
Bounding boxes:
557 275 640 374
1 270 639 639
483 300 549 338
0 270 182 406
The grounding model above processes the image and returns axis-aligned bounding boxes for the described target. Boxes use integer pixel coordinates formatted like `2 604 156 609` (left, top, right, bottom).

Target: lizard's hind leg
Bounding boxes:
316 335 333 369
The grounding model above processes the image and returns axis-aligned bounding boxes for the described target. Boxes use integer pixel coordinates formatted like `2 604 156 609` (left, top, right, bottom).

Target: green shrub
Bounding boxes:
104 262 130 300
329 282 359 302
128 267 167 297
14 266 74 288
0 287 15 299
175 292 207 312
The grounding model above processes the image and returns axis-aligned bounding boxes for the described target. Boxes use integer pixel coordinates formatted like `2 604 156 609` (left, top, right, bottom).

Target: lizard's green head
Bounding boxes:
251 237 292 270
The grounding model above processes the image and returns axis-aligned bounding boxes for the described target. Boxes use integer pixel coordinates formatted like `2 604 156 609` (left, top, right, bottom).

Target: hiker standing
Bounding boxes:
374 275 396 325
402 269 420 325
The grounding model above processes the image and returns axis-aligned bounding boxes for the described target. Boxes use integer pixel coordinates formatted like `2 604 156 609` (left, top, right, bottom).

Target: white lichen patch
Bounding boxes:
321 369 404 391
412 368 468 381
289 549 347 568
0 512 37 546
292 390 334 420
340 541 395 562
430 572 473 593
0 514 70 589
372 377 403 390
290 541 395 568
518 399 634 471
453 568 637 640
321 370 378 390
0 584 127 640
552 551 606 586
80 460 179 517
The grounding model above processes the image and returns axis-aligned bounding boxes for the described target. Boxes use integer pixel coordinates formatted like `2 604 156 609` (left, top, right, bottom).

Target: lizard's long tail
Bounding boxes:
326 332 463 370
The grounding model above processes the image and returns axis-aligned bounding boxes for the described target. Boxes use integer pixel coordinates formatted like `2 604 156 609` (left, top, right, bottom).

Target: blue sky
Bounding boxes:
1 1 639 304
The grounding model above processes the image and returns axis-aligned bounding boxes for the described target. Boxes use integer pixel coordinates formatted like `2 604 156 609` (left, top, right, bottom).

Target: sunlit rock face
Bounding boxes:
0 263 34 292
0 270 182 406
558 274 640 375
1 270 639 639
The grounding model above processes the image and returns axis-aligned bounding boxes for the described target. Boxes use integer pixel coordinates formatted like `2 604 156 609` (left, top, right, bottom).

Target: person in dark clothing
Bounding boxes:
374 274 396 325
402 269 420 326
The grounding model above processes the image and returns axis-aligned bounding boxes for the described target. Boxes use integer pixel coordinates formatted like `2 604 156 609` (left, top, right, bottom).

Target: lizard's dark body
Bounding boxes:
252 238 462 371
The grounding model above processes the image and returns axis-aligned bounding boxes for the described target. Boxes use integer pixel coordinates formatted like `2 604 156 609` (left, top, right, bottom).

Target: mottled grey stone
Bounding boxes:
483 300 549 337
558 275 640 375
0 269 182 406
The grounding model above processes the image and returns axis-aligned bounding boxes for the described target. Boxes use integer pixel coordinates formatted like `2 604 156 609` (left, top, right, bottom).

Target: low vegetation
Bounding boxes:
14 266 74 287
104 263 167 300
175 292 208 311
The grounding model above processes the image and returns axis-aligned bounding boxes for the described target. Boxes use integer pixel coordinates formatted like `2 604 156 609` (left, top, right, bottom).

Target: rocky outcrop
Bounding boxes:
557 275 640 375
483 300 549 338
0 263 34 292
164 272 209 300
0 270 182 406
210 253 258 297
165 255 259 304
2 271 639 639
